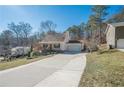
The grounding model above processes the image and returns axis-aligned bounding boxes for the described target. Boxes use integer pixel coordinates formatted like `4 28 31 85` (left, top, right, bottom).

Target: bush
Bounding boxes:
32 51 41 56
97 44 109 54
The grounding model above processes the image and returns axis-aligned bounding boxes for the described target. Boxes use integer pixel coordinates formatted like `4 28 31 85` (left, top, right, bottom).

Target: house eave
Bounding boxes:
39 41 63 44
111 22 124 27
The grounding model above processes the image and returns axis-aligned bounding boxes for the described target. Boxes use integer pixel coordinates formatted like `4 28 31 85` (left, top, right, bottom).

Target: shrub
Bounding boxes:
97 44 109 54
32 51 41 56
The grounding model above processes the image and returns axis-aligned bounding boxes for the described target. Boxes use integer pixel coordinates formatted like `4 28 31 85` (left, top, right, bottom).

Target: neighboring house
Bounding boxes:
11 47 30 57
0 45 30 57
39 31 84 52
106 22 124 49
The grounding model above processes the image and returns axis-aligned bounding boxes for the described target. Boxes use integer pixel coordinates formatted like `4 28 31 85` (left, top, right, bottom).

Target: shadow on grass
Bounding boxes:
98 49 119 55
63 51 86 55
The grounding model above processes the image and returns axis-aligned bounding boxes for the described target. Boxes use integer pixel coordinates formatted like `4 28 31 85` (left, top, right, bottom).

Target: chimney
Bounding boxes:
64 31 70 43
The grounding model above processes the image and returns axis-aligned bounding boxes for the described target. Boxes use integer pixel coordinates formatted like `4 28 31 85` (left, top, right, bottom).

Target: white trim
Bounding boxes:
39 41 63 44
111 22 124 27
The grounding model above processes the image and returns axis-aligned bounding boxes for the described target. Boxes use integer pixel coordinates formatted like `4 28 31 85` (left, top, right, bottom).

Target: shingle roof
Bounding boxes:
41 33 65 43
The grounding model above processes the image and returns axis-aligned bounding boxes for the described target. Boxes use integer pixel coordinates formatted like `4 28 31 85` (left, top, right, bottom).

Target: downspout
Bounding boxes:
115 27 117 48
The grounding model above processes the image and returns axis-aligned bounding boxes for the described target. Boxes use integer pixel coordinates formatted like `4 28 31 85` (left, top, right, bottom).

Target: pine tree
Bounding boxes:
90 5 109 44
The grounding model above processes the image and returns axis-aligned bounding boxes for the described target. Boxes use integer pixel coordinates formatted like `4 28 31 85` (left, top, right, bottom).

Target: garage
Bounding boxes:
66 43 82 52
117 39 124 49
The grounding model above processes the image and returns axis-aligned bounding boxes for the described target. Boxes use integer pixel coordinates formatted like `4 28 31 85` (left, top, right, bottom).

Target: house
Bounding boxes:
106 22 124 49
0 45 11 56
11 47 30 57
39 31 84 52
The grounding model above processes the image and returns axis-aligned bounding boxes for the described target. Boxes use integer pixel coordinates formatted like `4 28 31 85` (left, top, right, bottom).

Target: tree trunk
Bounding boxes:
99 26 101 45
16 34 19 46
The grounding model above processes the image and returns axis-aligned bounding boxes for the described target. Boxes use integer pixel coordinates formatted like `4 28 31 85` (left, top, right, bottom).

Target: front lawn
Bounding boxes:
0 55 52 71
79 49 124 87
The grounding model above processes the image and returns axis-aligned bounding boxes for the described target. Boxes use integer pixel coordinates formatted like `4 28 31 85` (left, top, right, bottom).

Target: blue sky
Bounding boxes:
0 5 123 33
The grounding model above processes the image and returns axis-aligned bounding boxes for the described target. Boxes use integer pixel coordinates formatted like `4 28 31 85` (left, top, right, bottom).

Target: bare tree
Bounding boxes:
0 30 14 55
29 31 44 45
38 20 57 42
40 20 57 32
8 22 32 46
0 30 13 46
18 22 32 46
8 22 21 46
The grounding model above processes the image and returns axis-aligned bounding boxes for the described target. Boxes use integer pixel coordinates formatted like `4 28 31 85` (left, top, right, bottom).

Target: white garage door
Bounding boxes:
67 44 81 52
117 39 124 49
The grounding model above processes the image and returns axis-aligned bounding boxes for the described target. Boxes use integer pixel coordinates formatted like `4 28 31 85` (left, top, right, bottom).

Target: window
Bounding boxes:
54 44 60 48
43 44 48 48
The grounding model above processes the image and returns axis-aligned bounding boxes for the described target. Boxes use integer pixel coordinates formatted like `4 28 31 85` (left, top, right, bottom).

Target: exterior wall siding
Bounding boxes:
106 25 115 48
115 26 124 48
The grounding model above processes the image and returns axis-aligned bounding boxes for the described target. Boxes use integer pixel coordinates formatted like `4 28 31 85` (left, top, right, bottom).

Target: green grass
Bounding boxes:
79 49 124 87
0 55 52 71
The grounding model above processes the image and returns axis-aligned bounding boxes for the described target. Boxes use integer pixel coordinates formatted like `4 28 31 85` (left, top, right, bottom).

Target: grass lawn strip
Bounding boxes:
79 49 124 87
0 55 53 71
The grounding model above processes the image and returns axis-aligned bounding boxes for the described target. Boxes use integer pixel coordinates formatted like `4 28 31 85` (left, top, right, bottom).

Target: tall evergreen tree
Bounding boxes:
90 5 109 44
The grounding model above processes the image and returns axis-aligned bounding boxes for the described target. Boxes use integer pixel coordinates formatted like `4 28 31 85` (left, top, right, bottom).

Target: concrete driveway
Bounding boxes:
0 53 86 87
